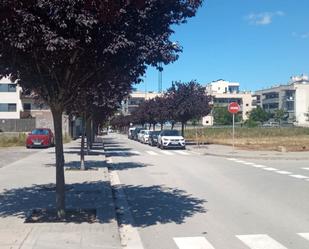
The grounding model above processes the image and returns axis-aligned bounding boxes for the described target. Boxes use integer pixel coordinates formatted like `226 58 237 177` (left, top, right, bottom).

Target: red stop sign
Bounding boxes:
228 102 241 114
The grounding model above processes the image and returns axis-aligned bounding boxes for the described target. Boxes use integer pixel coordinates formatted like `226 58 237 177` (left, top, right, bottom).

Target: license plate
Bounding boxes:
171 142 178 145
34 141 42 145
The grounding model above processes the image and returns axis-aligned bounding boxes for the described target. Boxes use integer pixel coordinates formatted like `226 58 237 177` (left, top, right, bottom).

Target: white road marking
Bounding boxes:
160 151 174 155
227 158 237 161
276 170 291 175
236 234 288 249
290 174 308 179
252 164 266 168
146 151 158 156
174 237 215 249
302 167 309 171
235 160 246 163
243 162 255 165
131 150 141 155
298 233 309 241
174 151 190 155
263 167 278 171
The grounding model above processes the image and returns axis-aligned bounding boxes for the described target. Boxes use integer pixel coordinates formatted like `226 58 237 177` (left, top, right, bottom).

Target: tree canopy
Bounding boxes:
0 0 203 217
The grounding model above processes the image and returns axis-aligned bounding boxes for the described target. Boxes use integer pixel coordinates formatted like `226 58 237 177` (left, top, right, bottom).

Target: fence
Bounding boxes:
0 118 36 132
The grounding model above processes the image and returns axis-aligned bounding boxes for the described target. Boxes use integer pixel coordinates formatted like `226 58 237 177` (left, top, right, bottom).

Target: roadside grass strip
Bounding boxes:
236 234 288 249
146 151 159 156
290 174 308 179
174 237 215 249
298 233 309 241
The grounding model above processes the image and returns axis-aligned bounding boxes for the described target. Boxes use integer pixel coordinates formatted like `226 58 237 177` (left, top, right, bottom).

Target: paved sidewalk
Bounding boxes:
0 138 121 249
187 143 309 160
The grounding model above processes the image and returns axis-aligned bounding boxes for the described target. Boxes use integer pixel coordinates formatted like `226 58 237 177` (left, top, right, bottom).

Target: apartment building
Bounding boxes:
255 75 309 126
0 77 23 119
203 80 255 126
121 91 162 115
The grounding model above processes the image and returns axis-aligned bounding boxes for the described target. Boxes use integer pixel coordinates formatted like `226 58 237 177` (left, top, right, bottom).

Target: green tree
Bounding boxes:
213 107 241 125
274 109 287 124
249 106 270 122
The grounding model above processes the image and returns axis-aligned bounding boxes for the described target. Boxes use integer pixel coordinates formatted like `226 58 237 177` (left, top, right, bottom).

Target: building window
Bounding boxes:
0 103 17 112
0 84 16 92
23 103 31 111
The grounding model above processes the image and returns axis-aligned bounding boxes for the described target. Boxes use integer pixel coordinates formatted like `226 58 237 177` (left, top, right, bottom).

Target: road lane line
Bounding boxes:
174 237 215 249
302 168 309 171
235 160 246 163
174 151 190 155
263 167 278 171
236 234 288 249
146 151 158 156
276 170 291 174
290 174 308 179
227 158 237 161
160 151 174 155
252 164 266 168
298 233 309 241
243 162 255 165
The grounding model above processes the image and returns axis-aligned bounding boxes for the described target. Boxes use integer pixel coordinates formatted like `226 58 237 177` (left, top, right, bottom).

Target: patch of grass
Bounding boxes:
185 127 309 151
0 133 27 147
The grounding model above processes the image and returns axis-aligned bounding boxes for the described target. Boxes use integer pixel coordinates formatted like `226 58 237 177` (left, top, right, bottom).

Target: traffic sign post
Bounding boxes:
228 102 241 150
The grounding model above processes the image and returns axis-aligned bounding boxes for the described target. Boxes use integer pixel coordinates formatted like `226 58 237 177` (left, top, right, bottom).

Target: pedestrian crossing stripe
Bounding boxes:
236 234 288 249
290 174 308 179
174 237 215 249
174 151 190 155
276 170 291 174
263 167 278 171
298 233 309 241
146 151 158 155
160 150 174 155
173 233 309 249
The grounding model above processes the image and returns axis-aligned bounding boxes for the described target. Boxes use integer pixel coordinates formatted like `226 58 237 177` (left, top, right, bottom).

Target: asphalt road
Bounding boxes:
0 146 39 168
105 133 309 249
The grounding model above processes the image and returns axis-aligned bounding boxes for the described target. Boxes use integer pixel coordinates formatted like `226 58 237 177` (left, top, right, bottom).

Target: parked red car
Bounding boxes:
26 128 55 148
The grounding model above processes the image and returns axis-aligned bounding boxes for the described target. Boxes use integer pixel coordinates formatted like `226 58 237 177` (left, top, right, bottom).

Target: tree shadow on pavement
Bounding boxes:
115 184 207 227
0 181 115 224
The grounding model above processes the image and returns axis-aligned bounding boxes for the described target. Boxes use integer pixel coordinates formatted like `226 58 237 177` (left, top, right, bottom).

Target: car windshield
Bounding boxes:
31 129 49 135
162 130 180 136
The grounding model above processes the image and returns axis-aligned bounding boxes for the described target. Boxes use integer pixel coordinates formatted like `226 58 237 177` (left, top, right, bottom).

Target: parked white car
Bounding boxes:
157 130 186 149
137 130 148 143
142 130 151 144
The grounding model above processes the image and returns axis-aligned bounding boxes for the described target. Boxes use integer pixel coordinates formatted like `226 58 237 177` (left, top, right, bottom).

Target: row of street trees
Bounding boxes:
111 81 211 135
0 0 203 217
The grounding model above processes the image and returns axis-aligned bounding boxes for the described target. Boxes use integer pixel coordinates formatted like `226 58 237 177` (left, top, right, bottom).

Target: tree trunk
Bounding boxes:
181 122 185 137
160 122 163 130
80 114 86 170
149 123 151 130
171 122 175 130
86 117 91 154
153 123 156 131
51 105 66 218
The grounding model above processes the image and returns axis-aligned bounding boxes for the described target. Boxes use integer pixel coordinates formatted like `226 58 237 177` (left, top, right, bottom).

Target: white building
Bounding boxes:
255 74 309 126
203 80 256 126
121 91 162 115
0 77 23 119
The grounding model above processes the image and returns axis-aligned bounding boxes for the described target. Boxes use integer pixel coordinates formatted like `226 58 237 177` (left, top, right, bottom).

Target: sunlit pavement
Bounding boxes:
105 133 309 249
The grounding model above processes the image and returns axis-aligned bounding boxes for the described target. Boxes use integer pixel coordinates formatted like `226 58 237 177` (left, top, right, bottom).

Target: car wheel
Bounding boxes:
160 143 164 150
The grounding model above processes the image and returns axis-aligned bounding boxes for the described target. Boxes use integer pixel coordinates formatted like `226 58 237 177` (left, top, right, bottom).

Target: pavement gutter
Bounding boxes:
106 156 145 249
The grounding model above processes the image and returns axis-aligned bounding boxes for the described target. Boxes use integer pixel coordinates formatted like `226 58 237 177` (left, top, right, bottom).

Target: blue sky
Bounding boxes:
137 0 309 92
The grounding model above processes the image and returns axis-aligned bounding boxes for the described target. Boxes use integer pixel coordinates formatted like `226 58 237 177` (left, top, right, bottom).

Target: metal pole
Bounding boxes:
232 113 235 150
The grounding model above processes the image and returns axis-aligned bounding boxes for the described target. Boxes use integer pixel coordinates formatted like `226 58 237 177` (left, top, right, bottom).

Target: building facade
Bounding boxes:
203 80 256 126
254 75 309 126
0 77 23 119
121 91 162 115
